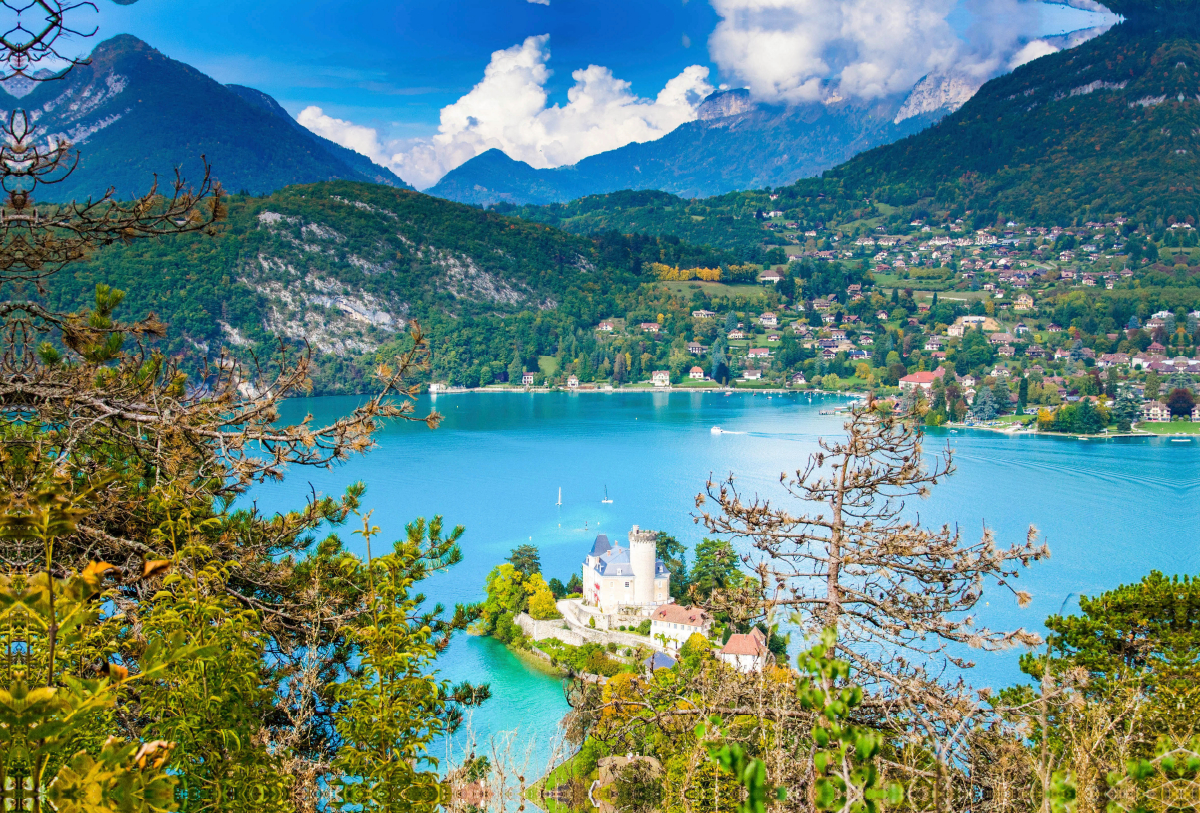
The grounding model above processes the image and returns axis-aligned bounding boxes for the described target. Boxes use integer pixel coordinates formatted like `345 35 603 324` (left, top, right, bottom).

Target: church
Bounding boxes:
582 526 671 614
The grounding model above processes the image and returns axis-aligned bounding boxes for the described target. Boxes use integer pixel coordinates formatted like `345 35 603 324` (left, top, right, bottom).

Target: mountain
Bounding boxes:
426 82 973 206
770 11 1200 226
43 181 737 392
3 35 409 201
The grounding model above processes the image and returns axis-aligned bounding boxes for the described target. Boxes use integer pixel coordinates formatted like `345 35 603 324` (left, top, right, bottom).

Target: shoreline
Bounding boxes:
430 385 860 396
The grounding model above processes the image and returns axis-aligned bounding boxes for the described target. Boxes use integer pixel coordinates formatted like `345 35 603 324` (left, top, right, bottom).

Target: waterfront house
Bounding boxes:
652 370 670 387
583 529 671 615
717 628 770 673
899 369 945 394
521 371 536 386
689 366 705 380
742 369 763 381
792 373 806 385
650 604 713 651
567 376 579 389
1141 401 1171 422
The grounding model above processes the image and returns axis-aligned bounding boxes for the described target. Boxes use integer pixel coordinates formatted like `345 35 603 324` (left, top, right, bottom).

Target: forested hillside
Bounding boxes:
49 181 742 392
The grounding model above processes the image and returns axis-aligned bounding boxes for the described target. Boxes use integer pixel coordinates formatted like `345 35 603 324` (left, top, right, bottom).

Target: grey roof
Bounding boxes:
589 534 611 558
643 652 677 671
594 545 668 577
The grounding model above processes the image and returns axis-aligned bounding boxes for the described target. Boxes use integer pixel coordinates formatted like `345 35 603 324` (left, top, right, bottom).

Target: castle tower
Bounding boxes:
629 525 657 605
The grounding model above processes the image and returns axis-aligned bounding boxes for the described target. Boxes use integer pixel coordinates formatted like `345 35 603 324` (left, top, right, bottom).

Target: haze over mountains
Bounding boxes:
0 35 410 202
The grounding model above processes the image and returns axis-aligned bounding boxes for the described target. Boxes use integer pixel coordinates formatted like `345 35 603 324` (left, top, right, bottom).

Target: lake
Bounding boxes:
249 391 1200 772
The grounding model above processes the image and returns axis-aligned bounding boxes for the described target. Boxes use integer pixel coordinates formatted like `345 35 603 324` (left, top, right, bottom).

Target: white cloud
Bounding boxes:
302 35 713 189
296 106 389 165
706 0 1108 105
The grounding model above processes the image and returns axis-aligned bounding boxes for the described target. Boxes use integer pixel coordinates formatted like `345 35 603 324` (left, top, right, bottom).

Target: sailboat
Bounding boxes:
602 486 613 504
556 487 562 507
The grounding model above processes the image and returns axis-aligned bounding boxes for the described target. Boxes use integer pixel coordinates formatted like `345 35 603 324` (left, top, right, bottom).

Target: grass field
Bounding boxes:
538 355 559 376
1135 421 1200 434
658 280 767 298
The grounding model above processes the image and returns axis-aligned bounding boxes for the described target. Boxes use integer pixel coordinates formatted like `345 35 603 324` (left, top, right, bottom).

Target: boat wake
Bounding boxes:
710 426 747 435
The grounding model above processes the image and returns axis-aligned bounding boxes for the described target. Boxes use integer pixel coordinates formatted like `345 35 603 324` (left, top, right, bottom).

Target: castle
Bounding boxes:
582 526 670 614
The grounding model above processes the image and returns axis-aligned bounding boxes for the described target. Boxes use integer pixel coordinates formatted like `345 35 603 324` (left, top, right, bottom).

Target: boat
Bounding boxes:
711 426 722 434
1171 437 1192 442
556 487 562 507
602 486 613 504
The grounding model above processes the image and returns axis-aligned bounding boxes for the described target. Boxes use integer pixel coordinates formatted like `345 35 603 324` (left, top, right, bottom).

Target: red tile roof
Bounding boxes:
720 628 768 657
652 604 711 627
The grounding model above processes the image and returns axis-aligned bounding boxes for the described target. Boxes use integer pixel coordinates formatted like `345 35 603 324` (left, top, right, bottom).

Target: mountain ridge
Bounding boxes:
6 35 409 201
426 82 966 206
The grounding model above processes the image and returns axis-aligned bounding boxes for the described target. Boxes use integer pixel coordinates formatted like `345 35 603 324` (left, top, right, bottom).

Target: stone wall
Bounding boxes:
515 613 584 647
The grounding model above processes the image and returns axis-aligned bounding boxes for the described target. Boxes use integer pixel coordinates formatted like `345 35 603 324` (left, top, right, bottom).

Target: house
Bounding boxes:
961 374 977 388
1194 403 1200 421
521 371 536 386
650 604 713 651
759 312 778 327
758 269 784 284
899 369 946 393
947 323 966 338
598 321 614 332
989 332 1015 346
640 322 660 334
728 330 746 340
1014 322 1030 336
687 342 706 355
924 336 946 351
1015 293 1035 311
1141 401 1171 422
742 369 763 381
717 627 770 673
567 375 579 389
792 373 807 385
652 370 671 388
876 310 890 321
689 366 705 380
748 348 770 358
1097 353 1130 368
998 345 1015 357
692 309 716 319
583 528 671 614
1047 324 1063 333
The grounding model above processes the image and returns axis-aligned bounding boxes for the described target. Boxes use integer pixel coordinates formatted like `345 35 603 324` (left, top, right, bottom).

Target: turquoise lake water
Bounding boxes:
251 391 1200 772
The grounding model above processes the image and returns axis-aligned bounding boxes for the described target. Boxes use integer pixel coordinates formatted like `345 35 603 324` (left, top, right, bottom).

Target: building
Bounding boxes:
748 347 770 359
742 369 762 381
759 312 778 327
1141 401 1171 422
652 370 670 388
582 528 671 614
1015 293 1035 311
567 376 579 389
521 371 536 386
598 321 614 332
899 369 945 393
640 322 660 333
650 604 713 650
689 366 705 380
758 269 784 284
692 309 716 319
717 627 770 673
687 342 706 355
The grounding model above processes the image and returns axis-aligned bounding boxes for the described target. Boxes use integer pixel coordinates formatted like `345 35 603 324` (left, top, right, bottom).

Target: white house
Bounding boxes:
582 529 671 615
689 366 705 380
652 370 671 387
650 604 713 650
717 628 770 673
742 369 762 381
567 376 579 389
521 371 536 386
1141 401 1171 422
759 312 778 327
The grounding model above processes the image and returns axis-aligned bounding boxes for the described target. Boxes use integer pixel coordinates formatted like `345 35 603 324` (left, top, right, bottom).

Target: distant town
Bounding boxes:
429 215 1200 435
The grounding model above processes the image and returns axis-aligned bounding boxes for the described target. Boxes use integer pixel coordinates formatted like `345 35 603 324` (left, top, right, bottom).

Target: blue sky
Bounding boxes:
85 0 1116 188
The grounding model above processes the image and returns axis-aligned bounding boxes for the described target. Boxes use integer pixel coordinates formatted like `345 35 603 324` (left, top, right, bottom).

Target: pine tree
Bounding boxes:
972 385 998 420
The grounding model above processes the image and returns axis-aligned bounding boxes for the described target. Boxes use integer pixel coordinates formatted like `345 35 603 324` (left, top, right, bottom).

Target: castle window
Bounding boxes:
625 581 630 587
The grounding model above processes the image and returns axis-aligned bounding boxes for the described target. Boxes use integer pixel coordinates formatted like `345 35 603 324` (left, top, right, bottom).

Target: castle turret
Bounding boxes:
629 525 657 605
